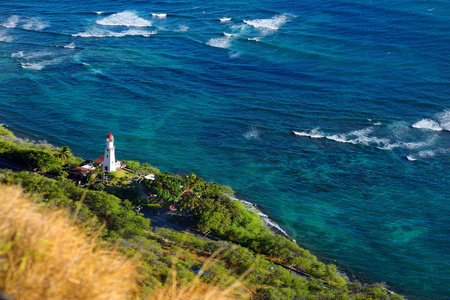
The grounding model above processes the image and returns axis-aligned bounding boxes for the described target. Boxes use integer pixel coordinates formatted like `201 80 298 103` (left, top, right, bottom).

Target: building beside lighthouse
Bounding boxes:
94 131 125 172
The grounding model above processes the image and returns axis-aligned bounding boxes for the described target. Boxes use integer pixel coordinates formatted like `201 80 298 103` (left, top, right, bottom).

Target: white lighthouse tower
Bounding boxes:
103 131 116 172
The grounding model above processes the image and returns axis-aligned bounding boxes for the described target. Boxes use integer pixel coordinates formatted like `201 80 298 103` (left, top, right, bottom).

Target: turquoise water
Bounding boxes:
1 1 449 298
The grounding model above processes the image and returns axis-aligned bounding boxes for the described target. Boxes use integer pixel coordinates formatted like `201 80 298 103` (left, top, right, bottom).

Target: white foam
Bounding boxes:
174 25 189 32
244 127 260 140
22 18 49 31
72 27 156 38
296 127 407 150
326 127 397 149
406 155 417 161
248 37 261 41
373 122 382 126
294 129 325 139
12 50 62 70
64 42 76 49
152 13 167 19
223 32 234 37
230 195 289 237
95 12 104 15
1 15 48 31
21 57 60 70
418 150 435 158
412 119 442 131
21 62 46 70
96 11 152 27
11 51 24 58
436 110 450 131
228 51 241 58
219 17 231 22
2 15 19 28
12 50 53 60
244 14 291 30
400 140 434 150
206 36 232 48
0 35 13 42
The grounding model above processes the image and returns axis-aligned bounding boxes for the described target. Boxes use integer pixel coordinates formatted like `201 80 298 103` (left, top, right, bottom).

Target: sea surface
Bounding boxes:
1 1 449 298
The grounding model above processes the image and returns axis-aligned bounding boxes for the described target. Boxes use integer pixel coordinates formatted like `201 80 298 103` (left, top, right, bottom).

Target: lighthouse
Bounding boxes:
103 131 116 172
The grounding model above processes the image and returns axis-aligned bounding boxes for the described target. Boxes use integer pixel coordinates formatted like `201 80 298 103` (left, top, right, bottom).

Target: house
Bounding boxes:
68 166 90 177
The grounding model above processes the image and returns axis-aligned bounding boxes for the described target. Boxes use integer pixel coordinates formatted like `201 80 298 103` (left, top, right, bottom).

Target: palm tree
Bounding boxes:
58 146 71 164
179 193 200 213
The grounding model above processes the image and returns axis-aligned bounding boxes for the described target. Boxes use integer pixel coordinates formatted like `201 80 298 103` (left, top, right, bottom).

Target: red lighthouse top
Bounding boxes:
107 131 114 139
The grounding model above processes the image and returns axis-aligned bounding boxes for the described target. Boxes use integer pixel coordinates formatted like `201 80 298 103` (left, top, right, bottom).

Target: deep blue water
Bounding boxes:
1 1 449 298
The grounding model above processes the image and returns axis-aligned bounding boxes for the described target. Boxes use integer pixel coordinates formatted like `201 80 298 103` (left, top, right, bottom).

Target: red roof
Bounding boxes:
68 166 90 176
94 155 104 164
107 131 114 139
94 155 120 165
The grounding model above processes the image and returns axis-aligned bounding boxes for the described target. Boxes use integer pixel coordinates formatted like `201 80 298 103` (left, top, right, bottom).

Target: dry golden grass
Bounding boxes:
148 250 251 300
0 185 139 300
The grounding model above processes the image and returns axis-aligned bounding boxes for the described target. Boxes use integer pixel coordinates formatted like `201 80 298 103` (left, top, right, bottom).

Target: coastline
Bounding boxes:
0 124 405 299
230 194 380 288
229 194 292 240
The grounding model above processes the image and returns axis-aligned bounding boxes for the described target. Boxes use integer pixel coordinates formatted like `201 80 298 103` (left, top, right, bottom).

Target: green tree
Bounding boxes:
178 194 200 212
57 146 71 164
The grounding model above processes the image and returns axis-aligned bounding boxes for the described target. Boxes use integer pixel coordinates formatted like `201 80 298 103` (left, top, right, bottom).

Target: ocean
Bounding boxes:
1 1 449 298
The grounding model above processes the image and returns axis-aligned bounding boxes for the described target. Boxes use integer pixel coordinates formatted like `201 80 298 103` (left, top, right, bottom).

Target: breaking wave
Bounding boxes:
206 36 232 48
294 122 442 159
412 110 450 131
64 42 76 49
22 18 49 31
1 15 48 31
2 15 19 28
406 155 417 161
244 127 260 140
96 11 152 27
21 61 54 70
72 27 156 38
174 25 189 32
0 29 13 42
152 13 167 19
294 129 325 139
228 51 241 58
244 14 292 30
412 119 442 131
11 50 67 70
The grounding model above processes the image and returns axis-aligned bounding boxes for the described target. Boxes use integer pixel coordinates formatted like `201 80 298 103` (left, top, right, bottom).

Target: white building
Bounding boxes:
104 131 116 172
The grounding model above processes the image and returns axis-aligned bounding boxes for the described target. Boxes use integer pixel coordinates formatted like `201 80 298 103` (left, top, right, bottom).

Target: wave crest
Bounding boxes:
152 13 167 19
244 127 260 140
294 129 325 139
2 15 19 28
206 36 232 48
244 14 292 30
294 125 439 154
1 15 48 31
412 119 442 131
72 27 156 38
96 11 152 27
412 110 450 132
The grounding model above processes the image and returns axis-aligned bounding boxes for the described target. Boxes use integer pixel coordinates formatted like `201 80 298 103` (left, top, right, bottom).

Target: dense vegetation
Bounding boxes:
0 125 403 299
